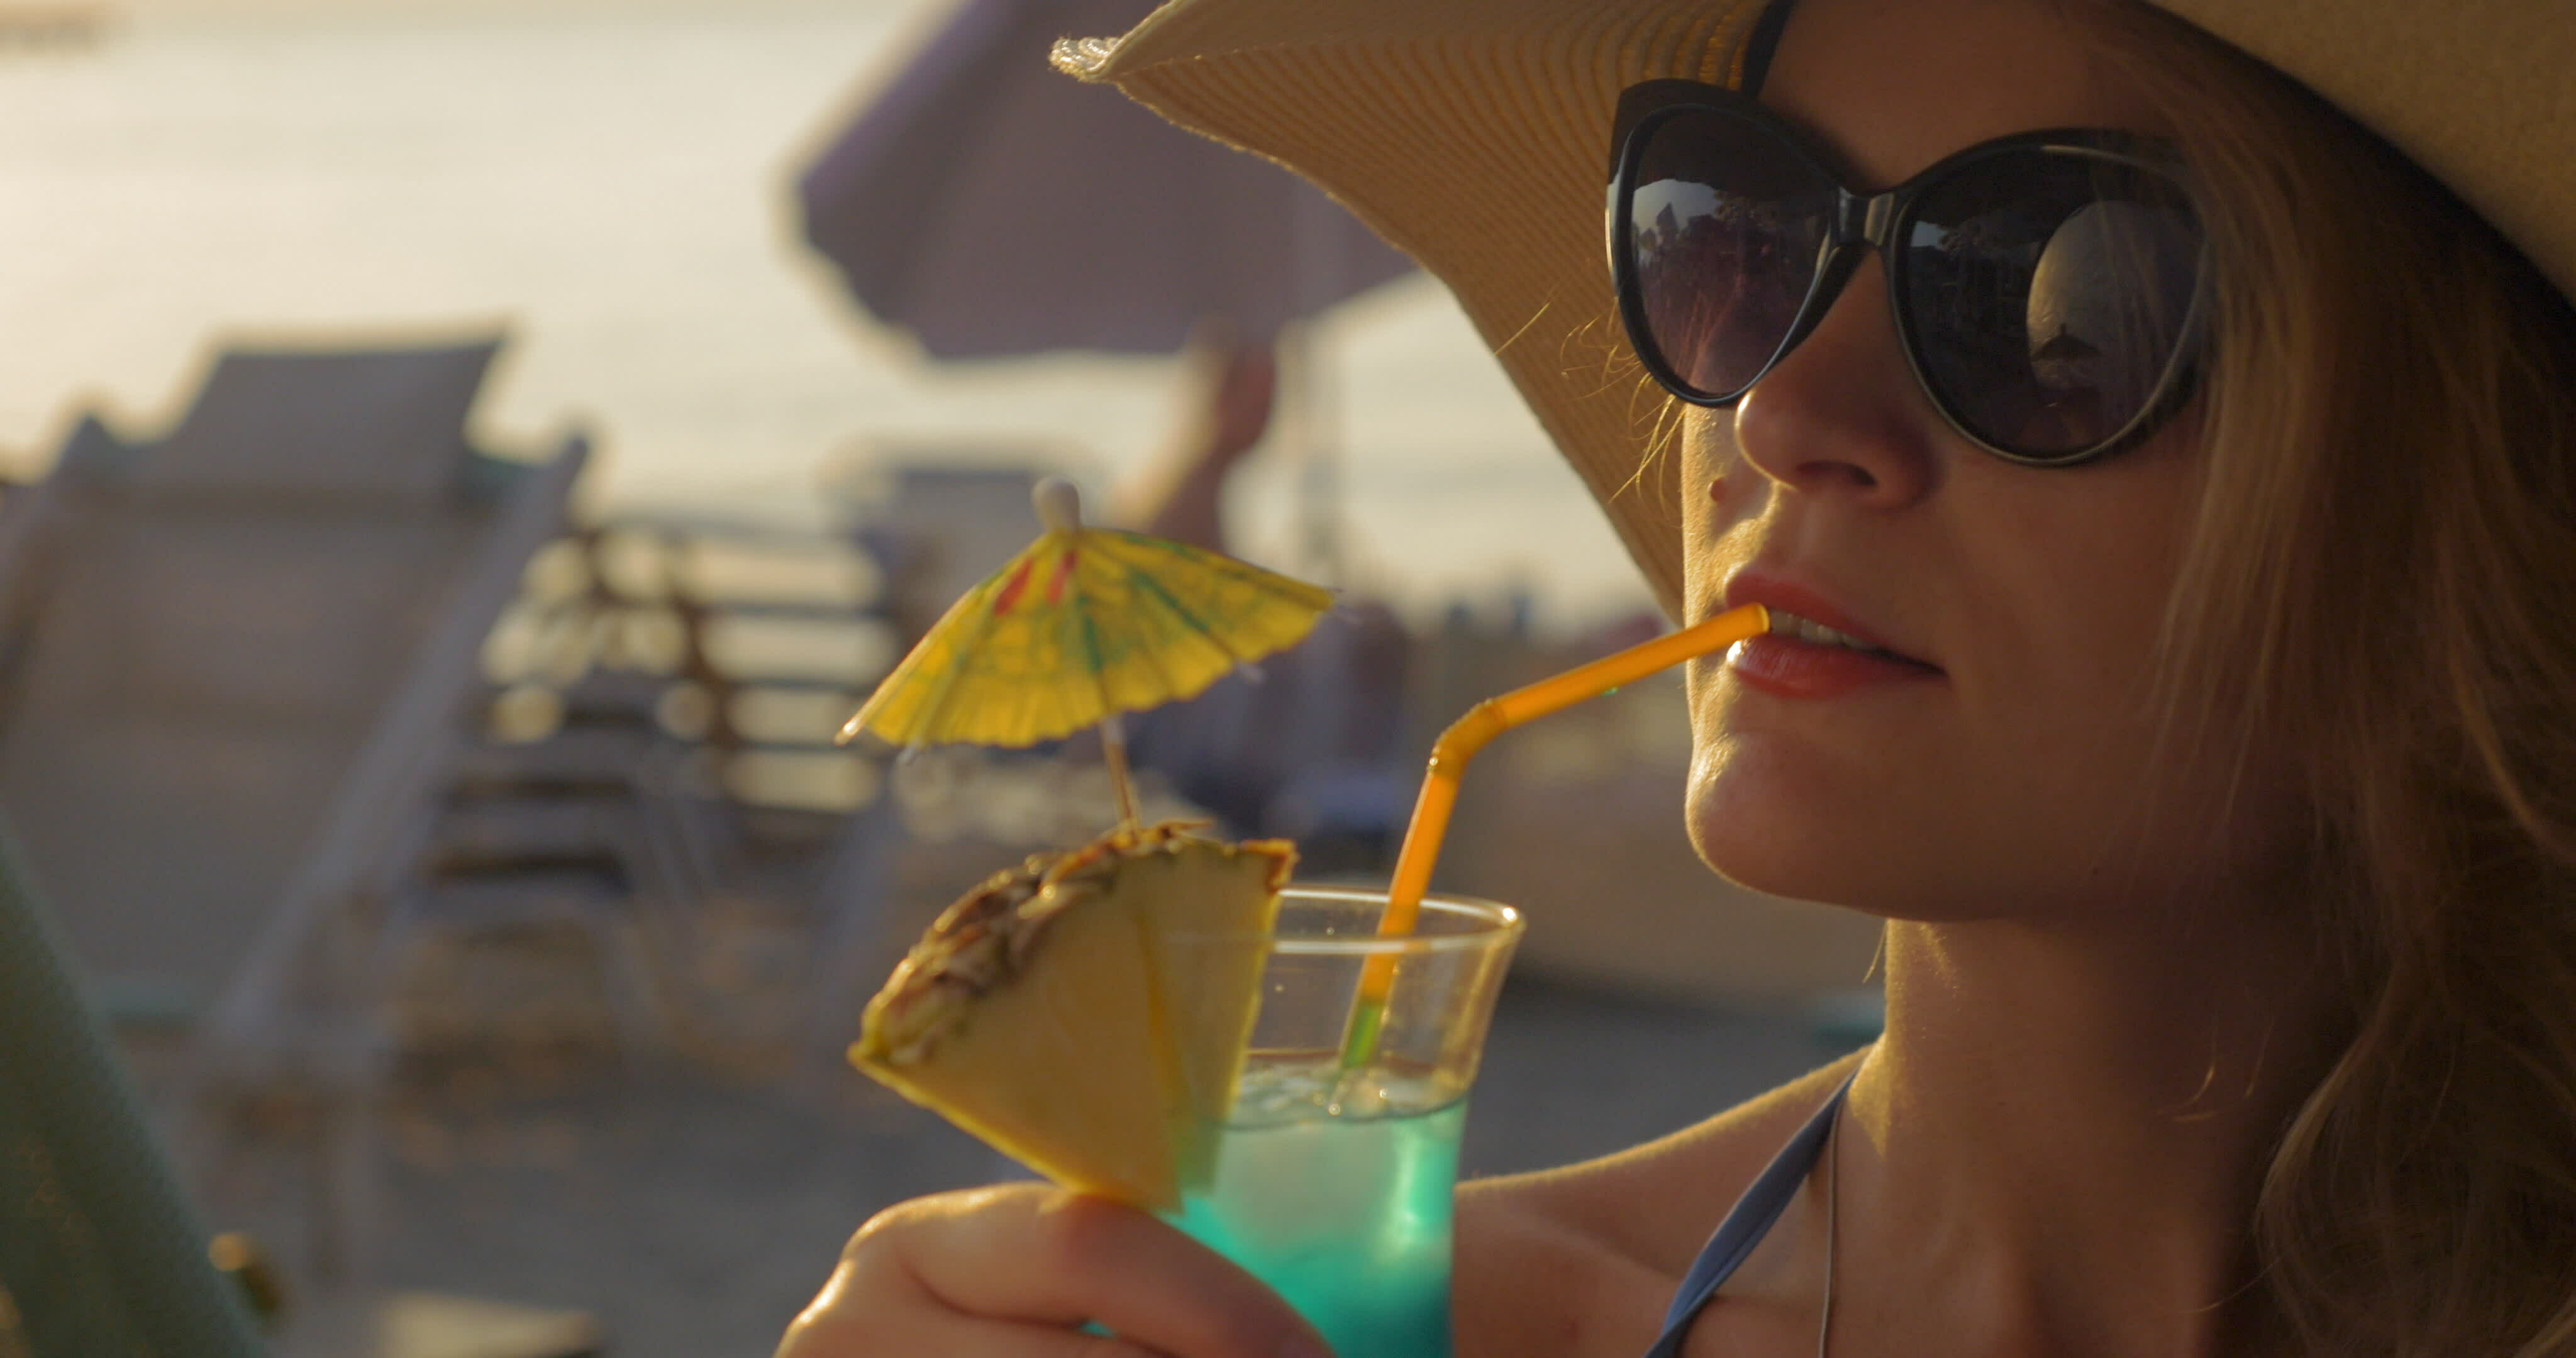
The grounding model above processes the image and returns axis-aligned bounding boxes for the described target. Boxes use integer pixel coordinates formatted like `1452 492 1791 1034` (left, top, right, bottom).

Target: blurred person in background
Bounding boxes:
1115 331 1412 873
781 0 2576 1354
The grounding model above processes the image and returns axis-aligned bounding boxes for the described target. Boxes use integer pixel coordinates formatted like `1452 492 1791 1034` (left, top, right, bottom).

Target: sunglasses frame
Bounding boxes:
1608 79 2209 466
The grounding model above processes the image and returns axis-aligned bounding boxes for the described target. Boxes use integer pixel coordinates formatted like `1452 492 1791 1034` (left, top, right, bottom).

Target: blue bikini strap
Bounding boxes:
1641 1069 1855 1357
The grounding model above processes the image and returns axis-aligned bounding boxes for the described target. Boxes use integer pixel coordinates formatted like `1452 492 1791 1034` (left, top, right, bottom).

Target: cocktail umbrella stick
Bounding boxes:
1099 712 1141 831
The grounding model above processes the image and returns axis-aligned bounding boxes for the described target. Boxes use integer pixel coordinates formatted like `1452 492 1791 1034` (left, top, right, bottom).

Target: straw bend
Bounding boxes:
1335 602 1772 1070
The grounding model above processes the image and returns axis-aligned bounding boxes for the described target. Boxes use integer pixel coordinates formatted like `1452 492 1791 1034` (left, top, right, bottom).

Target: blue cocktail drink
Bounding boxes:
1174 1061 1465 1358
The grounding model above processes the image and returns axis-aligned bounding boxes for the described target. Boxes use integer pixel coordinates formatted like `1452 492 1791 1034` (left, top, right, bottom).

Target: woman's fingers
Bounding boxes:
780 1193 1166 1358
906 1188 1326 1356
779 1183 1331 1358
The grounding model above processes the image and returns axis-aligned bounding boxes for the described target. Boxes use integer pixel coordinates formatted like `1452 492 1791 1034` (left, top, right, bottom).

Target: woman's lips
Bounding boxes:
1726 634 1945 699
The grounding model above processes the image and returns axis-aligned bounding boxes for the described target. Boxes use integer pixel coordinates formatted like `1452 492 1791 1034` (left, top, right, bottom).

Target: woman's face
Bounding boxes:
1682 0 2279 919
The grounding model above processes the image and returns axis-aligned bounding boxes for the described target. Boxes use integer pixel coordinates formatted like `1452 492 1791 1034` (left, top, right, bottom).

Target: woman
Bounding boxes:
779 0 2576 1353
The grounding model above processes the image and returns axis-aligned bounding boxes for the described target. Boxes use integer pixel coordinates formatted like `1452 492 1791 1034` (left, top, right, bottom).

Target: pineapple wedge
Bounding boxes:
850 822 1293 1212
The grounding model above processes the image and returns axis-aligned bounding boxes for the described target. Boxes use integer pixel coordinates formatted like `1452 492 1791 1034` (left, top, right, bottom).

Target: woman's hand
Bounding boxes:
775 1183 1333 1358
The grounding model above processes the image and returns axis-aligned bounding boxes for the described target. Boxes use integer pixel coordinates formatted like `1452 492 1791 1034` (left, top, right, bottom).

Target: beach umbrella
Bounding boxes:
840 478 1333 828
794 0 1416 360
794 0 1416 585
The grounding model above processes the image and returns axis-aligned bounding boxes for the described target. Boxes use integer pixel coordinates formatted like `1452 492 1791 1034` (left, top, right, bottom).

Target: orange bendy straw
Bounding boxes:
1335 602 1773 1071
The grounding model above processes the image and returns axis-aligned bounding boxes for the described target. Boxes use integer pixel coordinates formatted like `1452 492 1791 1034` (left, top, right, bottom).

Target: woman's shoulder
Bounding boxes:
1450 1051 1863 1357
1482 1051 1862 1272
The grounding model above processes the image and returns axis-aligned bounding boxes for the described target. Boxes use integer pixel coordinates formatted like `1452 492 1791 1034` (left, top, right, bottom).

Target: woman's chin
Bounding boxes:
1685 780 1872 904
1685 777 2136 924
1686 744 1869 892
1688 823 1874 906
1683 757 1967 917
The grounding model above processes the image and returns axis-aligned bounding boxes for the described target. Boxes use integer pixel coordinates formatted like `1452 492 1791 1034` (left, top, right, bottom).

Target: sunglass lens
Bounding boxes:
1902 152 2201 459
1627 109 1835 400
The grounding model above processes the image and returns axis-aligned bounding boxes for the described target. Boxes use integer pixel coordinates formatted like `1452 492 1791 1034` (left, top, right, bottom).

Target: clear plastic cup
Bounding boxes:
1164 886 1523 1358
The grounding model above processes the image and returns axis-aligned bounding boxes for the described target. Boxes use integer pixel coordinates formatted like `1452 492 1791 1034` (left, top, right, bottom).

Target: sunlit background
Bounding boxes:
0 0 1651 628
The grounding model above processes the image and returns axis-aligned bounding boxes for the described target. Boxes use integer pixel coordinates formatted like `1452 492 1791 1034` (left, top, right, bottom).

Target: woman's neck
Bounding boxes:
1832 905 2344 1357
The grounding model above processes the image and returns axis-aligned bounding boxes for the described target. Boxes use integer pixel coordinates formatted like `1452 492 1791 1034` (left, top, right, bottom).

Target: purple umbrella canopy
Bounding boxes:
796 0 1418 360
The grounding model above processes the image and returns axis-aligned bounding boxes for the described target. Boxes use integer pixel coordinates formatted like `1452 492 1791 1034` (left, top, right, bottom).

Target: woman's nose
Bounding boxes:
1731 257 1939 509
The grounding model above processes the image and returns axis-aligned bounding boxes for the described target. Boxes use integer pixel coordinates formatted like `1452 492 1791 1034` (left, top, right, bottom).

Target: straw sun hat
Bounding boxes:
1060 0 2576 618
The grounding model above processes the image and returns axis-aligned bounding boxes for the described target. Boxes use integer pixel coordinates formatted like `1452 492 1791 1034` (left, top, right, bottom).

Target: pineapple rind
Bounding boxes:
858 891 1174 1206
849 822 1294 1210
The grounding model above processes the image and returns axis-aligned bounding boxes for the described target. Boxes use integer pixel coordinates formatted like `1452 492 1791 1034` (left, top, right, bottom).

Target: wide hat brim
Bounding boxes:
1065 0 2576 620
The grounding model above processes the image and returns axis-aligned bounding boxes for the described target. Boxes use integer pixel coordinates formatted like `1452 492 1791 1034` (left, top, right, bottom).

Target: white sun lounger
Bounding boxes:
0 330 586 1291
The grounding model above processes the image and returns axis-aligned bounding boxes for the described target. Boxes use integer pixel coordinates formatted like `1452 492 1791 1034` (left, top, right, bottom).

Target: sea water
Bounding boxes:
1173 1061 1467 1358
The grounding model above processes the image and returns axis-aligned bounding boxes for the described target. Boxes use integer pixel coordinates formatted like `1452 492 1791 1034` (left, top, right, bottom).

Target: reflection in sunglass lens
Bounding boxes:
1902 152 2200 458
1629 110 1834 399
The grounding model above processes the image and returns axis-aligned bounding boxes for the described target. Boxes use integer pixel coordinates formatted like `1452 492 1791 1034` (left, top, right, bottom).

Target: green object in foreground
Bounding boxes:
0 824 269 1357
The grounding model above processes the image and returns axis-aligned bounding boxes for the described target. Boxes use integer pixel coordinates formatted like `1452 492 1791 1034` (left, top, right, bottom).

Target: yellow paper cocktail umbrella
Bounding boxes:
838 477 1334 825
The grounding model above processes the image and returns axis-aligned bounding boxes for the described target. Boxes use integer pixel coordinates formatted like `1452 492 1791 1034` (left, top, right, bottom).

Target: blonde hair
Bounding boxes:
2087 4 2576 1352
